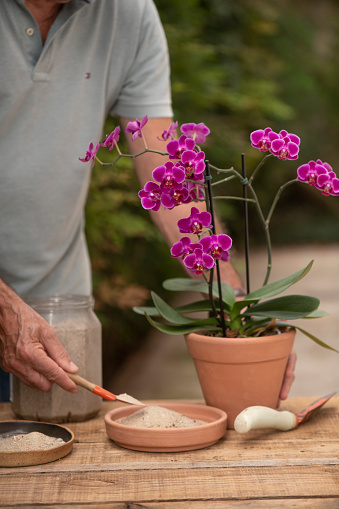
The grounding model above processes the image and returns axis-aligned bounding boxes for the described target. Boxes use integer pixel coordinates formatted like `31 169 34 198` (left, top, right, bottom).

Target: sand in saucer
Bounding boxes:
0 432 65 452
117 405 205 428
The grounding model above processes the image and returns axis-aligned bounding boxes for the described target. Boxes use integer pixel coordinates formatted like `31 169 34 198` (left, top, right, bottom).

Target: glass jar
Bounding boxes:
11 295 102 423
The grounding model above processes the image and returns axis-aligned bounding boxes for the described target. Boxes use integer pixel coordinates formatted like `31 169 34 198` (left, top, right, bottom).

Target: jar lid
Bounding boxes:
24 295 94 311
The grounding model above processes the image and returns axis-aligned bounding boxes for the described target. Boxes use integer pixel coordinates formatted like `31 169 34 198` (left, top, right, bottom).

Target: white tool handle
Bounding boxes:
234 406 297 433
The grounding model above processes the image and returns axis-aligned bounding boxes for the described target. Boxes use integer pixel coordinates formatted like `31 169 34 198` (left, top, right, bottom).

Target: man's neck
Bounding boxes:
25 1 63 43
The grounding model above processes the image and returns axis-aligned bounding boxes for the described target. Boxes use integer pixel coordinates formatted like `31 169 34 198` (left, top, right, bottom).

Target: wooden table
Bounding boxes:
0 397 338 508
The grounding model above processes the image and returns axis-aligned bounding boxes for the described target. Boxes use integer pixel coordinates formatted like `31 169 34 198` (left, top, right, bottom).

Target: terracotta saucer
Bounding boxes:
0 420 74 467
104 402 227 452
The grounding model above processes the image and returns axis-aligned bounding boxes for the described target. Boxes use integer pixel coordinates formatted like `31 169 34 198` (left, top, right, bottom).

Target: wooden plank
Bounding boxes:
1 425 338 472
1 438 338 475
1 465 338 505
1 500 339 509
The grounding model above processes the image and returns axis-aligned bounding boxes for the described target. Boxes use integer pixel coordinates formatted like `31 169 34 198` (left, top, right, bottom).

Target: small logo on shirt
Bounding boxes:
85 73 91 79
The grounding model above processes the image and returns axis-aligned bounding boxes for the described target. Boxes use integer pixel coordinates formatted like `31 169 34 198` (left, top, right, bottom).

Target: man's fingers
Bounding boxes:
278 350 297 406
32 349 79 392
42 335 79 375
9 365 52 391
6 346 79 392
2 353 53 391
14 320 79 391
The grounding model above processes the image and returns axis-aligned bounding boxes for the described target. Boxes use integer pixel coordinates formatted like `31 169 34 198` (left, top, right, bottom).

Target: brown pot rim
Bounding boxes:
185 326 294 344
185 327 296 363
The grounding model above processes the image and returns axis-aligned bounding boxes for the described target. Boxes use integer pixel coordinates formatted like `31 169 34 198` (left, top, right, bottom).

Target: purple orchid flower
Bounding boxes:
180 122 210 144
160 121 178 141
125 115 148 141
161 181 204 209
152 161 186 189
183 246 215 275
270 130 300 160
100 126 120 151
177 206 212 235
79 141 100 167
250 128 280 152
167 134 196 159
297 159 330 186
180 150 206 179
316 171 339 196
170 237 200 259
185 181 205 202
297 159 339 196
138 181 162 211
199 234 232 261
161 185 192 209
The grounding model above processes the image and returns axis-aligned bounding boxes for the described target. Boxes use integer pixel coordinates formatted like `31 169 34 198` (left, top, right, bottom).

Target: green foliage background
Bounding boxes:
85 0 339 382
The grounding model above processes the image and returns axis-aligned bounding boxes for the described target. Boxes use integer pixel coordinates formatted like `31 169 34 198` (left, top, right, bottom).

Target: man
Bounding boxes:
0 0 295 401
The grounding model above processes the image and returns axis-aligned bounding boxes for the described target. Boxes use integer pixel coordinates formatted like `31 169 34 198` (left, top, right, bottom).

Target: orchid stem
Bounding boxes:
205 160 226 336
246 183 272 286
266 178 298 223
249 153 272 184
100 148 168 166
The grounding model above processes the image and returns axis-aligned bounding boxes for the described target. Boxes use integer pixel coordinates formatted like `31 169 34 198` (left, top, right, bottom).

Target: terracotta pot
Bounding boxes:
185 328 295 429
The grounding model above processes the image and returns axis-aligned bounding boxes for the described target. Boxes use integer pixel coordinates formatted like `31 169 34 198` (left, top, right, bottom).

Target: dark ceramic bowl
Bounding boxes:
0 420 74 467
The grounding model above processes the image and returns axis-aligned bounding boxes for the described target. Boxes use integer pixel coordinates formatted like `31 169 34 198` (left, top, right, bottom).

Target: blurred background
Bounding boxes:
84 0 339 388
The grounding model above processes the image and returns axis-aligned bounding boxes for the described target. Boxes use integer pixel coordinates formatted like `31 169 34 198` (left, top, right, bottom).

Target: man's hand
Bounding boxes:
0 281 79 392
278 349 297 405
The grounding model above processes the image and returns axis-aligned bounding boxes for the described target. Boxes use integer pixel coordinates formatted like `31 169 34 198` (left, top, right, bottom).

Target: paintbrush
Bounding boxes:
67 372 144 406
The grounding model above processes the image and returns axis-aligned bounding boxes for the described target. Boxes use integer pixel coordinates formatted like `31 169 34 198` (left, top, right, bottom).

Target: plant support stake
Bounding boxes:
241 153 250 294
205 160 226 336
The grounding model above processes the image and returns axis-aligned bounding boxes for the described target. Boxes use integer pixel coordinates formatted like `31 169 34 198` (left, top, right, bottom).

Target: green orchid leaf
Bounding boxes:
273 321 338 352
293 326 338 352
302 309 329 318
243 294 320 320
151 291 201 325
241 317 273 335
163 278 235 307
246 261 314 301
133 305 159 316
174 299 230 314
145 314 221 335
230 298 259 315
151 292 219 327
218 281 236 306
134 298 228 317
163 278 209 293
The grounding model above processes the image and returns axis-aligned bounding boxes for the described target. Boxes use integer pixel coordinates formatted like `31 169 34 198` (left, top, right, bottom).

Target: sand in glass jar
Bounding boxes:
11 296 102 423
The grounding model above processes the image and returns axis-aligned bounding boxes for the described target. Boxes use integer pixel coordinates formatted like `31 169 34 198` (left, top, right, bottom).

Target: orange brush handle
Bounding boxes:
68 373 117 401
93 386 117 401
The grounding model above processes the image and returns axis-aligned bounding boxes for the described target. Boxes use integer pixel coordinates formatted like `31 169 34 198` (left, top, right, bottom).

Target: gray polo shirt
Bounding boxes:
0 0 172 297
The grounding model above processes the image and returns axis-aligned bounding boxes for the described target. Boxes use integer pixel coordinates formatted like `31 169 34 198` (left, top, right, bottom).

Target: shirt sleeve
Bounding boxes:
110 0 173 119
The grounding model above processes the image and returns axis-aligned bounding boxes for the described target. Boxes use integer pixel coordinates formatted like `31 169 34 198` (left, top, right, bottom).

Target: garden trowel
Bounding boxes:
234 392 336 433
